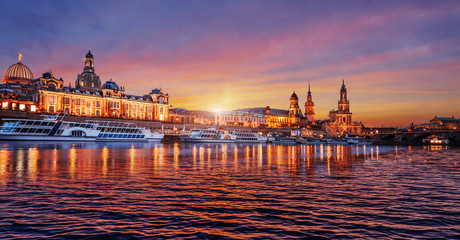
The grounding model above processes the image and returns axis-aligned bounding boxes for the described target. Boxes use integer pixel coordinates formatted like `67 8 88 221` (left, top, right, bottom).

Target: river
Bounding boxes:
0 142 458 239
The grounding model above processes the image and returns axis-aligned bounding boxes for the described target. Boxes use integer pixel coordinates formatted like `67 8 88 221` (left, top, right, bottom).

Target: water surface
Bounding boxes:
0 142 458 239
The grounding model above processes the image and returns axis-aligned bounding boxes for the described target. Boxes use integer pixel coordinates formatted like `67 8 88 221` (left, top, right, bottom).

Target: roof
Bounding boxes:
4 62 34 81
85 50 94 59
434 117 458 121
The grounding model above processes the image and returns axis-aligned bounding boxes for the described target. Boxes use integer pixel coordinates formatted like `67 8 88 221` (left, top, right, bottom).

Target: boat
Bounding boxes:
323 138 348 145
273 137 297 145
179 128 236 143
423 135 449 145
346 137 372 145
230 131 267 143
296 137 325 145
0 115 164 142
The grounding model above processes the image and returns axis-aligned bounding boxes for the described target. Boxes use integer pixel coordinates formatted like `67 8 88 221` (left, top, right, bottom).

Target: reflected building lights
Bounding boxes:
0 149 9 185
234 145 238 171
27 147 38 181
69 145 76 178
258 144 263 168
246 146 250 171
52 148 58 173
267 145 272 168
320 145 324 160
221 144 228 170
16 149 24 178
173 143 180 170
193 145 197 169
130 145 136 174
102 146 108 176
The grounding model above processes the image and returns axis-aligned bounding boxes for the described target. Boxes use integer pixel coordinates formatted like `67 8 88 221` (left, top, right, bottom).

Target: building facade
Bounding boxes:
1 51 169 122
325 80 362 136
304 82 315 123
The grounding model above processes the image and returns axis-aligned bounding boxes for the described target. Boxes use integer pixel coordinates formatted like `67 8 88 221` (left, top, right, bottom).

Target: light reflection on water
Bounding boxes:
0 142 458 239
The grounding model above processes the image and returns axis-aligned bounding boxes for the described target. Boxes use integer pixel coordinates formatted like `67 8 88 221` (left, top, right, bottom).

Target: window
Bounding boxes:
86 100 91 107
96 101 101 108
48 106 55 113
19 104 25 111
76 99 81 105
30 105 36 112
64 97 70 105
65 108 70 114
2 102 8 109
76 109 80 115
111 101 120 109
86 109 91 116
48 83 56 91
96 109 100 117
48 95 56 104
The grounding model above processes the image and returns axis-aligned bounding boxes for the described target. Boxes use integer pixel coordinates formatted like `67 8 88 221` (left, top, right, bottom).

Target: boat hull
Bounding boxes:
0 134 96 141
0 134 163 142
180 137 235 143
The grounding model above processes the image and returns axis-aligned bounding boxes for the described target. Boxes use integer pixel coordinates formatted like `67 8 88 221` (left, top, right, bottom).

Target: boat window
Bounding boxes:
71 130 86 137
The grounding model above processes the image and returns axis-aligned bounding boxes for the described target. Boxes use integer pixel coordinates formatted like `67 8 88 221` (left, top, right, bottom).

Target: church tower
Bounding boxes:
75 50 102 92
304 82 315 122
288 91 302 126
337 79 351 124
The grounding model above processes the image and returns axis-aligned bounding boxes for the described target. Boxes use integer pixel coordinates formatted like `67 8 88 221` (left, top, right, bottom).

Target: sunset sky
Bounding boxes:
0 0 459 127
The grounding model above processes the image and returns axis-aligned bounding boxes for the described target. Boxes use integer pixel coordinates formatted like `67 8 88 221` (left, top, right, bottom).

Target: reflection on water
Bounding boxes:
0 142 458 239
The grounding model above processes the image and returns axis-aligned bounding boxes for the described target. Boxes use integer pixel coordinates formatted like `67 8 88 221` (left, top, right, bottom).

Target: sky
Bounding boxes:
0 0 459 127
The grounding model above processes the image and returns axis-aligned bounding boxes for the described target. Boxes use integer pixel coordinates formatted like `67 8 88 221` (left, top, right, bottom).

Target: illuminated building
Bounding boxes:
75 50 101 92
304 82 315 123
0 53 37 112
0 51 169 121
264 106 290 128
325 80 362 136
413 116 459 131
214 111 266 128
288 91 303 126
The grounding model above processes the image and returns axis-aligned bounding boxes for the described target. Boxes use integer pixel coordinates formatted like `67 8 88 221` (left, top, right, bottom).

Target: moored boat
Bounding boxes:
230 131 267 143
0 116 164 142
179 128 236 143
423 135 449 145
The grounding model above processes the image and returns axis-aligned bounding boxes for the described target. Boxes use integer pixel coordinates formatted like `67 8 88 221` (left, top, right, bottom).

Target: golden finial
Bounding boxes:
18 52 23 63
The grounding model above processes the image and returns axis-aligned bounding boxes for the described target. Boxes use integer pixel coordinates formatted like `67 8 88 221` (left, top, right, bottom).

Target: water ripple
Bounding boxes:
0 143 459 239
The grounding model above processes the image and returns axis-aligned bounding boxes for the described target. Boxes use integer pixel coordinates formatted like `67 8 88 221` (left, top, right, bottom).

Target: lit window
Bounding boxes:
30 105 36 112
19 104 25 111
2 102 8 109
48 95 56 104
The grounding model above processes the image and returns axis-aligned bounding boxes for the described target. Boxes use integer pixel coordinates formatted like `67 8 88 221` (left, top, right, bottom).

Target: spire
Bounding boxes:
85 49 94 59
308 81 311 93
341 79 345 89
18 52 22 63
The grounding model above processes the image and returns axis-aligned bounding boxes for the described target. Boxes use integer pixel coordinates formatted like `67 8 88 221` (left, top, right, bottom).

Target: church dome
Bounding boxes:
4 62 34 85
290 91 298 100
102 79 120 90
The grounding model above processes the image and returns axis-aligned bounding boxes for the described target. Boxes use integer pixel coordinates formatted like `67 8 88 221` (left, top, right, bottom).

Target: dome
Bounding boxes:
4 62 34 85
102 79 119 90
290 91 298 100
150 88 161 94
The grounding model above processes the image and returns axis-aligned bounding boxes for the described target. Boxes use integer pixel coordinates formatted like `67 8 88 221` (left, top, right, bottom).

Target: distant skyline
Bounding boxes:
1 0 459 127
